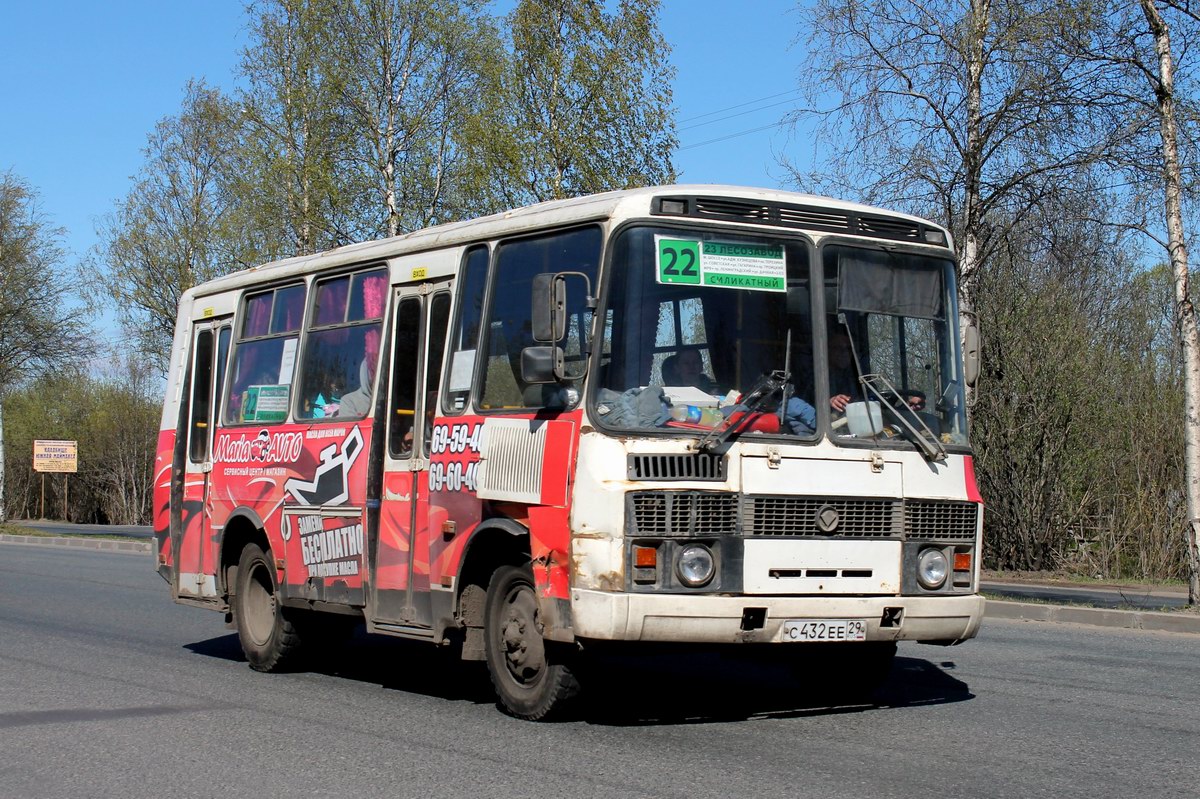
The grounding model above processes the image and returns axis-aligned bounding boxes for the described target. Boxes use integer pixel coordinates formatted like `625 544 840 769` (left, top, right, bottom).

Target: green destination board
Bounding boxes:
242 384 291 422
655 237 786 292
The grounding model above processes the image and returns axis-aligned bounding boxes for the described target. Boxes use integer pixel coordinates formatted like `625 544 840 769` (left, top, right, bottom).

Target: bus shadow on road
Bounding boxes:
184 629 496 705
573 649 973 726
184 632 972 724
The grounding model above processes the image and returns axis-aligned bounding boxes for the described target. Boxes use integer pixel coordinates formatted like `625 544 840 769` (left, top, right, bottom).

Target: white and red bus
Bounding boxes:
154 186 984 719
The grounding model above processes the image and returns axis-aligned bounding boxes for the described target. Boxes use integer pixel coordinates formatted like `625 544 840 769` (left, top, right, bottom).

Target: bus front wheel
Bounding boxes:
483 565 580 720
234 543 303 672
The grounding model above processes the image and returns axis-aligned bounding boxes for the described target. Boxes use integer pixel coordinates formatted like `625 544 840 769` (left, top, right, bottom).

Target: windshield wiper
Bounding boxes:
859 373 947 461
694 370 789 452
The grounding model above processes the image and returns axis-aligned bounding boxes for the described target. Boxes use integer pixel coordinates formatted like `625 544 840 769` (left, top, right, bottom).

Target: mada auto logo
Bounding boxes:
214 429 305 464
284 425 364 508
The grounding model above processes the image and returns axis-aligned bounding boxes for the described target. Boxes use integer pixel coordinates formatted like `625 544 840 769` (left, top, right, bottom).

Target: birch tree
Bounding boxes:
786 0 1117 323
1131 0 1200 603
0 171 93 389
496 0 677 205
236 0 353 256
92 81 238 372
324 0 500 236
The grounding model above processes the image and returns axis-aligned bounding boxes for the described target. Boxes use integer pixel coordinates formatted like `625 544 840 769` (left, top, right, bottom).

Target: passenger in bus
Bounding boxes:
828 328 860 412
662 349 716 393
901 388 941 434
334 358 374 417
311 375 344 418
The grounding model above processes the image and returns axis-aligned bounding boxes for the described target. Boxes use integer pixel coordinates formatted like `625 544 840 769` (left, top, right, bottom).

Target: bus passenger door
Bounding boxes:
178 320 231 599
372 282 451 628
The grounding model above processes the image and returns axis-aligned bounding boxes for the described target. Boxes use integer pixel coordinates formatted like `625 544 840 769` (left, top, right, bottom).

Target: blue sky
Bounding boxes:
0 0 808 275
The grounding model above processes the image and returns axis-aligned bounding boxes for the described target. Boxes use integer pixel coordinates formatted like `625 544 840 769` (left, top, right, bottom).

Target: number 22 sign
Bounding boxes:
656 238 701 285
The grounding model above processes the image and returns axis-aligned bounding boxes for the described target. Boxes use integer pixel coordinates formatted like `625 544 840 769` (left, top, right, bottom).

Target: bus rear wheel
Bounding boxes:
234 543 303 672
483 565 580 720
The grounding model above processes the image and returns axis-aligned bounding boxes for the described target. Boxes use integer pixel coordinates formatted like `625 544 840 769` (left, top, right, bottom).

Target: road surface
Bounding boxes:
1 544 1196 798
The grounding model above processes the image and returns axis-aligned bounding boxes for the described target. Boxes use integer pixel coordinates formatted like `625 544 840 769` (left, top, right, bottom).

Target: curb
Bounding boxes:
0 533 152 555
986 599 1200 634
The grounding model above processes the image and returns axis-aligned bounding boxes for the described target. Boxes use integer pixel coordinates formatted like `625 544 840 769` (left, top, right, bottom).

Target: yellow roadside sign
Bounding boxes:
33 440 78 473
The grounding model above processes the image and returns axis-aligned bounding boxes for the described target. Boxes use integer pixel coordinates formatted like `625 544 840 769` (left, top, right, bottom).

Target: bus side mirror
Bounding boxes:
521 345 564 384
963 322 980 387
531 273 566 343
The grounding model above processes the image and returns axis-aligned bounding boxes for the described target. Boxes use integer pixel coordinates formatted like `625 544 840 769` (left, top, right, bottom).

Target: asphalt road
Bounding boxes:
2 544 1197 799
981 580 1190 610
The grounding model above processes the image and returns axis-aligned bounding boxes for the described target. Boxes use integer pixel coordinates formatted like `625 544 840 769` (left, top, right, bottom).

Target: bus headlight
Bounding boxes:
676 544 715 588
917 548 949 590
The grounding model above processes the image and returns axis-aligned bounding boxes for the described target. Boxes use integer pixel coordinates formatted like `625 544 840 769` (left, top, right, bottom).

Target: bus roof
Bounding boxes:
180 184 952 302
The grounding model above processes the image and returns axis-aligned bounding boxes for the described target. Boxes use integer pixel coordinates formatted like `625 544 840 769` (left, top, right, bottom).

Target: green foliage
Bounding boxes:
89 82 239 372
494 0 677 204
98 0 678 375
1 358 160 525
971 188 1189 579
0 171 95 389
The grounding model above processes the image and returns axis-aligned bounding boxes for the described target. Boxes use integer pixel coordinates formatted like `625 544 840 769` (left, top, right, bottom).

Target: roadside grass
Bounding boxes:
0 523 145 543
983 569 1187 591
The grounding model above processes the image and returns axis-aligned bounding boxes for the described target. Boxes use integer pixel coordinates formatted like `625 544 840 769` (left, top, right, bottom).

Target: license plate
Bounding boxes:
781 619 867 642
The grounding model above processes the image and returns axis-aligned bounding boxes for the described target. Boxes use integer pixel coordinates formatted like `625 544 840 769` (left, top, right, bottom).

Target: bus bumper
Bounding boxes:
569 590 985 645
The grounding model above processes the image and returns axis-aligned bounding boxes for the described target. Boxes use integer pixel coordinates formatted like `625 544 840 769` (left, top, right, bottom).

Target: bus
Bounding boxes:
153 185 984 719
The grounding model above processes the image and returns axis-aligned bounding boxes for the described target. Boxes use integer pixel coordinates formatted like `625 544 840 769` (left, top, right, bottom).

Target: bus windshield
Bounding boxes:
595 225 818 437
825 245 968 447
593 225 968 448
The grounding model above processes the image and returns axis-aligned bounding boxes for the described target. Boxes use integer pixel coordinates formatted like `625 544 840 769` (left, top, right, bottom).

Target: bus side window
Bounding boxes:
422 292 451 456
188 329 214 463
225 284 306 424
443 246 489 414
297 268 388 421
478 226 601 410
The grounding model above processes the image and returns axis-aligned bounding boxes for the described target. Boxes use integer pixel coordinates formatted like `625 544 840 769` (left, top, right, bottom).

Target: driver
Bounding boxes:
662 349 716 393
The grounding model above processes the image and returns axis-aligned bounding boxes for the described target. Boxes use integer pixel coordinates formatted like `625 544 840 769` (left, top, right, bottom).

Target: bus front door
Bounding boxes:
371 282 452 629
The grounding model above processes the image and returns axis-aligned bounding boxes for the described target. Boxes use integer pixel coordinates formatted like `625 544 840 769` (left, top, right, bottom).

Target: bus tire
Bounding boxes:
234 543 303 672
484 565 580 720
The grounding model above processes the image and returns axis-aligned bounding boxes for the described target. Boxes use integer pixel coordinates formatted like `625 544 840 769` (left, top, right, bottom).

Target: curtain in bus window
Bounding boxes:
272 284 306 332
316 277 350 325
360 271 387 385
837 250 944 320
244 292 273 337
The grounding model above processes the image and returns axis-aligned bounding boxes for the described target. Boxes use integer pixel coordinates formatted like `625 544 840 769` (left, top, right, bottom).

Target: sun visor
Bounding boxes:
837 250 945 320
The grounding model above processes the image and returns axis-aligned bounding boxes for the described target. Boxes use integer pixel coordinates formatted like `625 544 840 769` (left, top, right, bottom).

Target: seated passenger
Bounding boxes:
335 359 374 418
311 376 344 418
901 387 941 434
661 350 716 393
828 329 859 413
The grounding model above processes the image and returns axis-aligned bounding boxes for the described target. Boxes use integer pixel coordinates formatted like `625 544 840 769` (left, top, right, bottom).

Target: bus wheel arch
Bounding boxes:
456 519 532 662
219 510 269 604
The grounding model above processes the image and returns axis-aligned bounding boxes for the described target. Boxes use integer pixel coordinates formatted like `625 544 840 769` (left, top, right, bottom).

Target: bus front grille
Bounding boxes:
745 496 903 538
626 491 980 541
627 452 726 482
627 491 739 537
905 501 979 540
